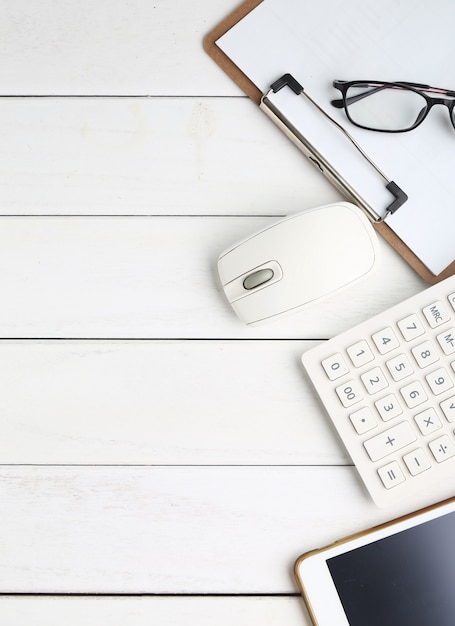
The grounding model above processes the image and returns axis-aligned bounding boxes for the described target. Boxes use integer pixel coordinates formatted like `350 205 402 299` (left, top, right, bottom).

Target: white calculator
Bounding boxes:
301 274 455 507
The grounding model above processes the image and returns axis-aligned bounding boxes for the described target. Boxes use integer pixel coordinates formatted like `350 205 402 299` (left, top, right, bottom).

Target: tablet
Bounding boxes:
295 497 455 626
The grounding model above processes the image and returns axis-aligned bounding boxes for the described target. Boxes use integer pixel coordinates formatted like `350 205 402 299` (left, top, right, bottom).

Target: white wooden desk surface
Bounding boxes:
0 1 432 623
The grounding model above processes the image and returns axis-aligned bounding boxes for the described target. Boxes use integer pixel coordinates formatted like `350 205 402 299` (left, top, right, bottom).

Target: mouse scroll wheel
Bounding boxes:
243 268 275 290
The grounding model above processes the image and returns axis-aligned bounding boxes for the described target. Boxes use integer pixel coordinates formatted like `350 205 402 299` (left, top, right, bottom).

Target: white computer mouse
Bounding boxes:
217 202 379 325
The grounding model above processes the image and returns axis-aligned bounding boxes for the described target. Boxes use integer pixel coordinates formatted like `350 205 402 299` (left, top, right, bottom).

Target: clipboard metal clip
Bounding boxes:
260 73 408 223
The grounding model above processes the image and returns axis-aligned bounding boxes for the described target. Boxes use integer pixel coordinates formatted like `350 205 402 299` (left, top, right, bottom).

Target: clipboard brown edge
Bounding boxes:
203 0 455 284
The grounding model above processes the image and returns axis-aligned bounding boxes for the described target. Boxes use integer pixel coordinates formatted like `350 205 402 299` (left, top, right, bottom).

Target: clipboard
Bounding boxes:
204 0 455 284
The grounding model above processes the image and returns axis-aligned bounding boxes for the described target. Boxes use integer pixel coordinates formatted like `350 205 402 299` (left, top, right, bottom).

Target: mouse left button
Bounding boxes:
243 268 274 290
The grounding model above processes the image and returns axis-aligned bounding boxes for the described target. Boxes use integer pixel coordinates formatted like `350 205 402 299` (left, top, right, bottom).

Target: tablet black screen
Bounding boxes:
327 510 455 625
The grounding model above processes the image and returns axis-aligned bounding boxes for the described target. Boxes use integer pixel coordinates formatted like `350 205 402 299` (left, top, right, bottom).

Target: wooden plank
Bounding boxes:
0 596 312 626
0 339 346 465
0 97 338 216
0 465 424 594
0 0 239 96
0 216 424 339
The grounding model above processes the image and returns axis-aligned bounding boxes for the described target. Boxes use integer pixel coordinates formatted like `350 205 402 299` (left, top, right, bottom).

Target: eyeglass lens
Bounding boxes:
344 83 430 131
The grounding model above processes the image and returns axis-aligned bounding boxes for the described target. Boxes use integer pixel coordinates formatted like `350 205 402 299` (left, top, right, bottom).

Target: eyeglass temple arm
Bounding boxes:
401 81 455 97
331 80 455 108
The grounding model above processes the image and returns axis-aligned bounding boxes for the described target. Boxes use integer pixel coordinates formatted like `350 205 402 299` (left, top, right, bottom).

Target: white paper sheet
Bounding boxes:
217 0 455 275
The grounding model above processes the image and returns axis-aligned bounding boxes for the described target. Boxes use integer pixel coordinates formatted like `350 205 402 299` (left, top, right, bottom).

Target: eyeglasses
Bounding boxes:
331 80 455 133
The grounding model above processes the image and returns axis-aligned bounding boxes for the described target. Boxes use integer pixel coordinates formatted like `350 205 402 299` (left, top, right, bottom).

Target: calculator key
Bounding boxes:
349 407 378 434
346 340 374 368
386 354 414 382
400 381 428 408
377 461 406 489
425 367 453 395
361 367 389 395
429 435 455 462
321 353 349 380
397 314 425 341
403 448 432 476
411 340 439 369
372 327 400 354
414 408 442 435
437 328 455 355
375 393 403 421
422 301 451 328
299 275 455 506
364 421 416 462
335 380 364 407
440 395 455 422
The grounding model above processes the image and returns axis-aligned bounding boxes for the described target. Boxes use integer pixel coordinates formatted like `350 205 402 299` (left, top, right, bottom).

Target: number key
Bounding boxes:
397 314 425 341
361 366 388 395
321 353 349 380
411 340 439 369
425 367 453 395
346 340 374 368
335 380 363 407
400 381 427 408
372 327 400 354
386 354 414 381
375 393 403 421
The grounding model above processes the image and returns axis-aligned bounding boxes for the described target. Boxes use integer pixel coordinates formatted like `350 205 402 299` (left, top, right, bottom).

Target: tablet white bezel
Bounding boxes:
294 498 455 626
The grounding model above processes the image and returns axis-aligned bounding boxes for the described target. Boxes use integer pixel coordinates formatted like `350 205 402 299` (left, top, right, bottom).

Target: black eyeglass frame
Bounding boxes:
331 80 455 133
